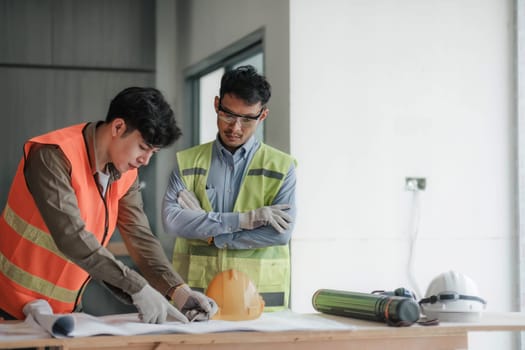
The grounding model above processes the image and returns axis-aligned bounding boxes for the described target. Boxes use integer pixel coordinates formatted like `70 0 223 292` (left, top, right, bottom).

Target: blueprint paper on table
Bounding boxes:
0 316 51 341
0 299 355 340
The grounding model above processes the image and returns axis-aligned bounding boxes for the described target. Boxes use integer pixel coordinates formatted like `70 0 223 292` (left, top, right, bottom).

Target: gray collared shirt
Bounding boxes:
162 135 297 249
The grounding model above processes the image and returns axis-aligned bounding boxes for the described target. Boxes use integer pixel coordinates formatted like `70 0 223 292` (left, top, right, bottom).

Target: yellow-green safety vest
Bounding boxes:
172 141 295 311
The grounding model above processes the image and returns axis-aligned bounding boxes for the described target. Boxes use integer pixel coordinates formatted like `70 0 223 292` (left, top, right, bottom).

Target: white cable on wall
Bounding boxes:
406 179 424 299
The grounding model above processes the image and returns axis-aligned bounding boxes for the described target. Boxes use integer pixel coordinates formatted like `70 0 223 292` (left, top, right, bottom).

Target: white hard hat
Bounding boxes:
419 270 486 322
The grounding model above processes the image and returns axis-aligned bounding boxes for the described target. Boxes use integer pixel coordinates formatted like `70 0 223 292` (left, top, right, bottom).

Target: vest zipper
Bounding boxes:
99 187 110 245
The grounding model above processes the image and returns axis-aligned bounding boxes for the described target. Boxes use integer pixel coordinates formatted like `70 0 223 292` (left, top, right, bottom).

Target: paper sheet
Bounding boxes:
0 316 51 341
0 300 354 340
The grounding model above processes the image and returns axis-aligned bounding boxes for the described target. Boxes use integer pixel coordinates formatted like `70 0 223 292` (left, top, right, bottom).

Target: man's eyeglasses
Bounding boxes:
218 100 265 126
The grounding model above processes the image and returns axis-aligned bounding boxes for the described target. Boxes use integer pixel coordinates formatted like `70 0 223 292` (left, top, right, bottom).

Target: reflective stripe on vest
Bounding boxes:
0 123 137 319
172 142 295 311
0 204 77 303
3 204 66 259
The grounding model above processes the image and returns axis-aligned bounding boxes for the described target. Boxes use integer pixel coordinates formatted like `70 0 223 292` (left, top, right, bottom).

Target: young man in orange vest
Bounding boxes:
0 87 216 324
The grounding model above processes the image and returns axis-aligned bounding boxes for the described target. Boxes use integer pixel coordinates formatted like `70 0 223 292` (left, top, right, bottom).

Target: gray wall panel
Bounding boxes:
0 0 154 69
0 0 53 64
52 0 155 69
0 67 55 195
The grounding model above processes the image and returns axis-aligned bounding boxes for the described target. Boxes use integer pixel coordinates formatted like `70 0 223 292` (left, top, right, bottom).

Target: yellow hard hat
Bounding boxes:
205 269 265 321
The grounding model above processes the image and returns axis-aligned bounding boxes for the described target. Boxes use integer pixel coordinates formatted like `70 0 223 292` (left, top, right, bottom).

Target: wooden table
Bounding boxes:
2 312 525 350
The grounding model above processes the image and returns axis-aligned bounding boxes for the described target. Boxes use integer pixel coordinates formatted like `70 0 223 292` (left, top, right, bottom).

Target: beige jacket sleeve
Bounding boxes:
116 179 185 296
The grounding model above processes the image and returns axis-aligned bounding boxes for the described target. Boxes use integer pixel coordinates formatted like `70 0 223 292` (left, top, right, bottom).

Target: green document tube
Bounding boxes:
312 289 420 326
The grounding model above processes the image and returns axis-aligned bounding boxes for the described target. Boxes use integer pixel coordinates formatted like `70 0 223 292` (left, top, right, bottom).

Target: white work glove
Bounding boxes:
131 284 189 324
178 189 205 212
172 284 218 322
239 204 292 234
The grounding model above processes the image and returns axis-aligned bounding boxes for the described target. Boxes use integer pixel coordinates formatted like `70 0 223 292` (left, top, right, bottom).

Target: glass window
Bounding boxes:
199 68 224 143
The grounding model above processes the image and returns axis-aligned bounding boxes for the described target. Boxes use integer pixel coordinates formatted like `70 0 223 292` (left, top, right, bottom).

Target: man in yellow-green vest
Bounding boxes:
162 65 297 312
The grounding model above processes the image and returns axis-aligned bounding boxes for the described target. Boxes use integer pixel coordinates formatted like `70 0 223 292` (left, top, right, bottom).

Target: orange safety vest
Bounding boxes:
0 123 137 319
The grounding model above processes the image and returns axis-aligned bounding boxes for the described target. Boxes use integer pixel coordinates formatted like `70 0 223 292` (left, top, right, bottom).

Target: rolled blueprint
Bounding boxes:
22 300 75 337
312 289 420 326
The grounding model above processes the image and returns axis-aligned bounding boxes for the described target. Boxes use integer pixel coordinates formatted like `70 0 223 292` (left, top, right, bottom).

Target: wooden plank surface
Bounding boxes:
3 312 525 350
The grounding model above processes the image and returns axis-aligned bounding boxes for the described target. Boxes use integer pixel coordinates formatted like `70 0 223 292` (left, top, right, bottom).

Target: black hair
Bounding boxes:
219 65 271 106
105 87 182 147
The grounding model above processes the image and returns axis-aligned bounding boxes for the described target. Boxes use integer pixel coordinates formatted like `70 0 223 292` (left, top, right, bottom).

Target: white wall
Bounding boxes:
290 0 517 348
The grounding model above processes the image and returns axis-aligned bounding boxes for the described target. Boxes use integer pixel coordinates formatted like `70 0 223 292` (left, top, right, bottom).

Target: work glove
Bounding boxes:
178 189 205 212
239 204 292 234
131 284 189 324
172 284 218 322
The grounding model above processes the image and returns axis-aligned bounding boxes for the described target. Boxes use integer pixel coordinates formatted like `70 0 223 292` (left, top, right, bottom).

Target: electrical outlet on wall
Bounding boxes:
405 177 426 191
